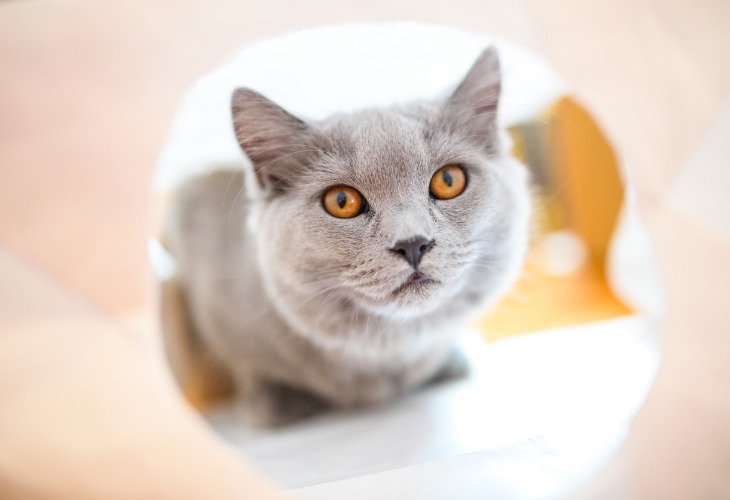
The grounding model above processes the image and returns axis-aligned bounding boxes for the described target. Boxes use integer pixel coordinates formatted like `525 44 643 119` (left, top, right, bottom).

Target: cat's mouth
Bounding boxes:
391 271 437 296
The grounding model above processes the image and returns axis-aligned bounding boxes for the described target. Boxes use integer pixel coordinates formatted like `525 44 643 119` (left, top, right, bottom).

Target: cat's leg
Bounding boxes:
428 347 470 385
238 377 329 428
160 277 235 408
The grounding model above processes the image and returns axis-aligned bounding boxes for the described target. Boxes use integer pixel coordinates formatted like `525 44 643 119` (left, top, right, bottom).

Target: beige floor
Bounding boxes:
1 0 728 334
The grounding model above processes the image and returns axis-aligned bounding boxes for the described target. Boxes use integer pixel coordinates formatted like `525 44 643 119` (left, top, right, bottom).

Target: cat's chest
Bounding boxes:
263 324 452 406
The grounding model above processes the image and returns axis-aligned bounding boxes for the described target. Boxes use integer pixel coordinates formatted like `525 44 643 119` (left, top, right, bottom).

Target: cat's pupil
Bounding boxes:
336 191 347 209
442 171 453 187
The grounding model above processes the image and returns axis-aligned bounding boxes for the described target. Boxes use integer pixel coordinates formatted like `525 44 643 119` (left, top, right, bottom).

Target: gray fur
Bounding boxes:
163 48 531 427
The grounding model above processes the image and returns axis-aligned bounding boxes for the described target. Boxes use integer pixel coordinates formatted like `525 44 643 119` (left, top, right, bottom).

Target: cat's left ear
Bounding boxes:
443 46 502 151
231 88 315 194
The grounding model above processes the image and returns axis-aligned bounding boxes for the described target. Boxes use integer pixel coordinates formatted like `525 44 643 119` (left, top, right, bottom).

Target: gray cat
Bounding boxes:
162 47 531 427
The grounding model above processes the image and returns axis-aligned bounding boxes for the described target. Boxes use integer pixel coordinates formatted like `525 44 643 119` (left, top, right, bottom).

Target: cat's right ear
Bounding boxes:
442 47 502 152
231 88 314 194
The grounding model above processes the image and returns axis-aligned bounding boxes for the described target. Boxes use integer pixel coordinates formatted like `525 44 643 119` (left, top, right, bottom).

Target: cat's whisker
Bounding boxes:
305 282 342 302
248 142 328 158
463 92 500 112
349 274 390 289
350 301 361 333
444 249 472 258
376 321 390 345
228 181 247 246
248 273 348 318
253 148 324 177
449 93 500 125
226 146 331 235
220 171 243 211
459 258 498 267
364 312 371 344
313 285 345 333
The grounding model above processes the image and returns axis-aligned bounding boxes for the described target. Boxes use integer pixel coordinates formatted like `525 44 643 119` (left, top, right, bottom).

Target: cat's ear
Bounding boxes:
443 47 501 151
231 88 315 194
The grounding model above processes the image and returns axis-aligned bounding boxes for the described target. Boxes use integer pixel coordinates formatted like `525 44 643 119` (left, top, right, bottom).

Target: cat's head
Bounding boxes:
231 48 530 324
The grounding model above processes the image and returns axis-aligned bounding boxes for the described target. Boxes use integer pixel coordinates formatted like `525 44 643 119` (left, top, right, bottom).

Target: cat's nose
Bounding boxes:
390 236 433 269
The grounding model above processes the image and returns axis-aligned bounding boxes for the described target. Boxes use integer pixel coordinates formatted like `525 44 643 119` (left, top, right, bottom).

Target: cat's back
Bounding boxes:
164 168 255 299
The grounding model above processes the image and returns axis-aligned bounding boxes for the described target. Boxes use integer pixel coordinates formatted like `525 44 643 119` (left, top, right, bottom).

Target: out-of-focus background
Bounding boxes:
2 0 728 338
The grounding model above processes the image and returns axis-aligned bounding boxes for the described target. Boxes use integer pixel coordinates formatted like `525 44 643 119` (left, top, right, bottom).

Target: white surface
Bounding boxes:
537 230 587 276
606 188 666 318
154 23 568 192
296 422 628 500
147 237 176 280
208 316 659 496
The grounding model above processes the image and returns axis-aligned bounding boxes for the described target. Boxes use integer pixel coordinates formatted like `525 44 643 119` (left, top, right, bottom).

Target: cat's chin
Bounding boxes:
391 271 435 296
361 300 442 321
355 279 448 320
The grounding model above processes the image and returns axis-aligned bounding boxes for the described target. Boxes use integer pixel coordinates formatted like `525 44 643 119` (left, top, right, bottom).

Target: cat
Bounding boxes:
162 47 531 427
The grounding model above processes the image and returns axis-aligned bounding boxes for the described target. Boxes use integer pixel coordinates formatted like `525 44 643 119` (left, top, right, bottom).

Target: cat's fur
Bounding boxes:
163 48 531 427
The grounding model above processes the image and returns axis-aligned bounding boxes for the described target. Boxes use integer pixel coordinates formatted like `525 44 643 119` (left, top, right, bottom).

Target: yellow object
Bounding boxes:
478 97 632 341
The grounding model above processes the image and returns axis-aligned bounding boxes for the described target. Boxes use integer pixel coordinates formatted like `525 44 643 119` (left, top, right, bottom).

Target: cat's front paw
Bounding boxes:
429 348 470 385
239 381 329 428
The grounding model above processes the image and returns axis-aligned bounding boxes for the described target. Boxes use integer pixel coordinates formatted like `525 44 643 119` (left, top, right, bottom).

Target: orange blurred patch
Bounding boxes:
479 97 633 341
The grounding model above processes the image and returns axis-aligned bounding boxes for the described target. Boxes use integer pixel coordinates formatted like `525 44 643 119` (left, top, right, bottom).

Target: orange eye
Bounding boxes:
323 186 366 218
430 165 466 200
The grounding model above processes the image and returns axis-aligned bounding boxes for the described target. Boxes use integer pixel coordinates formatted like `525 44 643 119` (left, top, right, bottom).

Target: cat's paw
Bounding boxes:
429 348 470 385
239 381 329 428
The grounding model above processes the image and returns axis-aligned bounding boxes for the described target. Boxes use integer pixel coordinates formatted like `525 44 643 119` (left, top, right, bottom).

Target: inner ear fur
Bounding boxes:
231 88 316 193
443 47 502 151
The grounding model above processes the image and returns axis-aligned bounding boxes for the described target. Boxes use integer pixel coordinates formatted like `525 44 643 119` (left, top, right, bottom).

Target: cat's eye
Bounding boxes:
430 165 466 200
323 186 367 218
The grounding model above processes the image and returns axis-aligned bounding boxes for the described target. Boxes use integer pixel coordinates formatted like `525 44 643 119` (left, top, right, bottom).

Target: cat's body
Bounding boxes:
166 169 470 424
162 48 531 426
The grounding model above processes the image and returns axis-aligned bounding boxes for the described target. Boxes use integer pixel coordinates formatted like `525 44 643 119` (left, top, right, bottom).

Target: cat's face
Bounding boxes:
233 48 530 322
